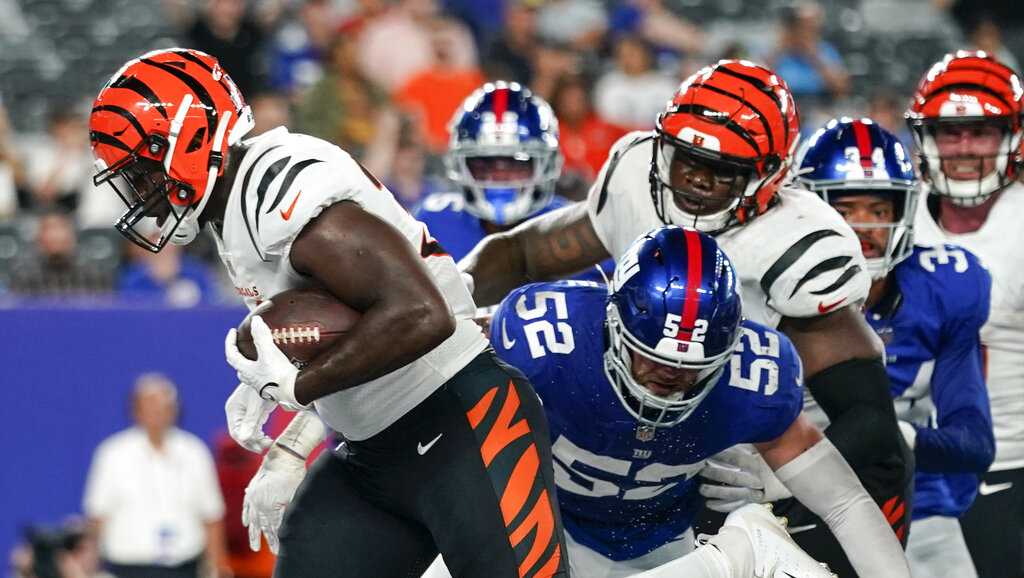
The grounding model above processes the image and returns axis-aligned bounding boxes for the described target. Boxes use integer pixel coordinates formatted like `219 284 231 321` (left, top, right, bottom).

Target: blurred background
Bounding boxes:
1 0 1021 576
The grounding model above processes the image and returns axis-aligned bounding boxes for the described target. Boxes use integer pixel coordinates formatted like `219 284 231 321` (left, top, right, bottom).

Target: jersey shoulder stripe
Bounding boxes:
596 132 654 215
759 228 843 296
238 144 284 261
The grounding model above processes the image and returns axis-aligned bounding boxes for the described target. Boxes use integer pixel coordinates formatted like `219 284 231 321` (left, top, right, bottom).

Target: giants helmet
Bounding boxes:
652 60 800 233
906 50 1024 205
796 118 918 279
90 48 254 252
445 81 562 226
605 226 742 428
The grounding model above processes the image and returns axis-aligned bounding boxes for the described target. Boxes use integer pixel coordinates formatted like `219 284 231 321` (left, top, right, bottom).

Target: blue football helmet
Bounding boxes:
795 117 918 279
445 81 562 226
605 226 743 429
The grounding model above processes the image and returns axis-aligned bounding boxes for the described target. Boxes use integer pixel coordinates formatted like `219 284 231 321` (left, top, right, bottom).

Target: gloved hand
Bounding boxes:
699 444 792 513
225 316 306 411
242 444 306 554
225 383 276 453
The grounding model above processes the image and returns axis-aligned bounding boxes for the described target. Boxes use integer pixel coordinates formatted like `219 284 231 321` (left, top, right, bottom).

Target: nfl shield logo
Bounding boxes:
635 424 656 442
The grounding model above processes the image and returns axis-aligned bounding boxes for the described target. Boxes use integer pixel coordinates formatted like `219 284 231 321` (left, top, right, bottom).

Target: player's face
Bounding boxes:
667 150 750 215
934 122 1002 181
466 156 534 183
831 194 895 259
120 158 175 225
630 352 703 398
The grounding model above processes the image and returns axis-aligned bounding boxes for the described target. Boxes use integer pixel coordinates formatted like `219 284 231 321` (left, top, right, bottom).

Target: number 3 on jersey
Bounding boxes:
515 291 575 358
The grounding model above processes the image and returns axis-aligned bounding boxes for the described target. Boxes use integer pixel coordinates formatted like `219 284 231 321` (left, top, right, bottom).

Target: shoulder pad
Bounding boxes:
907 244 992 323
585 131 658 257
729 321 804 440
490 282 605 378
742 188 871 318
247 135 383 256
414 192 466 216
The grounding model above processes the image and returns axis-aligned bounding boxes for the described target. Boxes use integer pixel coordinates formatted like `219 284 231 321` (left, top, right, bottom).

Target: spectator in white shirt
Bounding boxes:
83 373 228 578
593 33 679 130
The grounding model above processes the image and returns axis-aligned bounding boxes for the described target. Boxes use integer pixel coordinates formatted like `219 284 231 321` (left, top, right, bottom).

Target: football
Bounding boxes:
235 287 361 366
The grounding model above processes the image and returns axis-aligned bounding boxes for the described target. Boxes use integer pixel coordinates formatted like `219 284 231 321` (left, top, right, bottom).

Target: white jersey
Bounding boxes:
585 132 870 328
214 127 487 440
913 185 1024 471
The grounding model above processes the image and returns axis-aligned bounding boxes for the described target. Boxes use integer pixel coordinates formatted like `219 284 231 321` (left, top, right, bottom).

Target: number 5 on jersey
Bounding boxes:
515 291 575 358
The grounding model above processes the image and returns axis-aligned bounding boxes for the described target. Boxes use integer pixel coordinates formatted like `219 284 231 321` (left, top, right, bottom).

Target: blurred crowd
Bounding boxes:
0 0 1019 307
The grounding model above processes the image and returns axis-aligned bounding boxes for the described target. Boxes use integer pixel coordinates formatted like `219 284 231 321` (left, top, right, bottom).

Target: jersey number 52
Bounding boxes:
516 291 576 358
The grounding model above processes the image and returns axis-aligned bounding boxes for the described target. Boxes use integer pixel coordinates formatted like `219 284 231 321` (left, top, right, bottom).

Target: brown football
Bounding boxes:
235 287 361 366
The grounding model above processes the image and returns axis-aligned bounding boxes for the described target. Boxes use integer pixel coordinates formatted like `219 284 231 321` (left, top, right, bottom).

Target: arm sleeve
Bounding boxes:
913 266 994 473
808 357 906 472
776 438 912 578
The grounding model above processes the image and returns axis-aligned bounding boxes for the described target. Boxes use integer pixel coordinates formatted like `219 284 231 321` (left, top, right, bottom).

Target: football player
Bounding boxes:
459 59 912 575
795 117 993 578
414 81 611 280
89 49 568 578
487 226 909 577
906 50 1024 578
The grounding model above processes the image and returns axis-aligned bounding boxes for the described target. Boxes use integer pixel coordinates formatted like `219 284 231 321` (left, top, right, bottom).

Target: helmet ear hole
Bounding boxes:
763 154 781 175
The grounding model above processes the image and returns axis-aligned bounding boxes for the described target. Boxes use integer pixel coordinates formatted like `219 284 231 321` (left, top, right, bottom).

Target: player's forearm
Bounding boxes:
293 297 455 404
459 232 531 307
779 438 912 578
808 358 907 471
912 408 995 473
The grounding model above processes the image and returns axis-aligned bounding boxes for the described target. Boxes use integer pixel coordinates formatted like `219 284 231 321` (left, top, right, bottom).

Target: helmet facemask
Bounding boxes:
911 116 1021 206
812 184 918 279
445 139 562 226
603 300 738 429
650 132 772 234
94 136 196 253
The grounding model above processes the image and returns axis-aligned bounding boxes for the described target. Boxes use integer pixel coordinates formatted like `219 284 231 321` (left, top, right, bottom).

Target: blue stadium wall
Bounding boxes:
1 305 248 561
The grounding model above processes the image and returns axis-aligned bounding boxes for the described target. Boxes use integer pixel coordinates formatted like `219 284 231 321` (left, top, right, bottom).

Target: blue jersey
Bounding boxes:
414 192 613 283
867 244 994 519
490 281 804 561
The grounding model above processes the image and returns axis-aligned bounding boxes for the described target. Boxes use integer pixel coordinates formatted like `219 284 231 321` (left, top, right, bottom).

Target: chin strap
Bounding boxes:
169 109 232 245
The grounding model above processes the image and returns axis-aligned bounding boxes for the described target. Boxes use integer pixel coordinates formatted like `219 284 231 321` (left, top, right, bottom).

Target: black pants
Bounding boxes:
961 468 1024 578
275 351 568 578
105 557 199 578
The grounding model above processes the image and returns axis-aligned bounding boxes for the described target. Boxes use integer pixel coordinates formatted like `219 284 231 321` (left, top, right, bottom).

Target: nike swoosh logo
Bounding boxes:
817 297 846 314
979 481 1014 496
280 189 303 220
501 318 516 349
417 433 443 455
786 523 818 535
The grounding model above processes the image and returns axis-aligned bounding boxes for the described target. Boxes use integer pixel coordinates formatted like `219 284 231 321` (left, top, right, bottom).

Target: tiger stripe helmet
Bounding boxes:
906 50 1024 205
90 48 254 251
651 59 800 233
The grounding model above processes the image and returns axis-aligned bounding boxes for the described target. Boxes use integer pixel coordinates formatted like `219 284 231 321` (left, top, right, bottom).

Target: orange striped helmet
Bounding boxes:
651 60 800 233
90 48 254 251
906 50 1024 206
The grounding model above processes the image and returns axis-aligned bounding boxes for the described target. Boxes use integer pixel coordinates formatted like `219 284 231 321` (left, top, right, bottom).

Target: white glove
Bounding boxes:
700 444 792 513
225 316 306 411
225 383 276 453
242 444 306 554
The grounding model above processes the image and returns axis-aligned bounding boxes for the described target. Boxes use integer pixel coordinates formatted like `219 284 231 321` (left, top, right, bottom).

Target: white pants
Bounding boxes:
420 529 696 578
906 515 978 578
